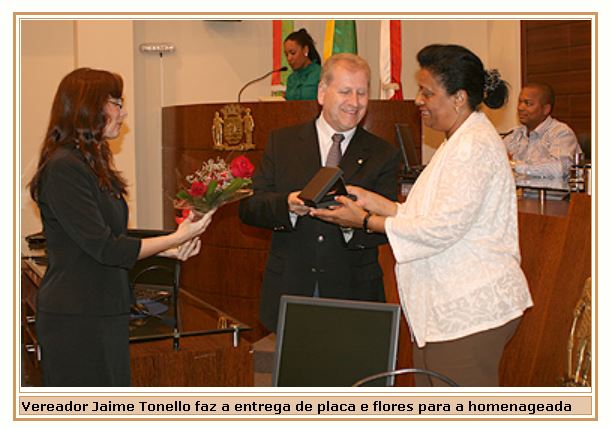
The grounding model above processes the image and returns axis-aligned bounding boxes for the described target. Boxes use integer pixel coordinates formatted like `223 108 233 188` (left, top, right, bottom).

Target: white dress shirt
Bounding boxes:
315 115 357 164
289 115 357 236
385 111 533 347
503 115 581 177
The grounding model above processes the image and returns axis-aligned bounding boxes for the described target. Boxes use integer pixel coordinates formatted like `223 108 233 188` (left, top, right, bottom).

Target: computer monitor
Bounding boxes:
273 296 401 387
395 123 422 173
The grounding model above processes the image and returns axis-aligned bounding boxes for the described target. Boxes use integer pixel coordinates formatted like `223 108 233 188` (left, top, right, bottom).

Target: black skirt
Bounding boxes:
36 311 130 387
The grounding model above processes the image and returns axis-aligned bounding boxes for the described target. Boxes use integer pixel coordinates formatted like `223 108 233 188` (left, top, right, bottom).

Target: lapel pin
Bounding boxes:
357 158 364 165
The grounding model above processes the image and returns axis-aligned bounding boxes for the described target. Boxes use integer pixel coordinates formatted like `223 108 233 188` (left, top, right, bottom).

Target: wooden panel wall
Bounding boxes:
521 20 592 137
130 335 253 387
499 194 591 386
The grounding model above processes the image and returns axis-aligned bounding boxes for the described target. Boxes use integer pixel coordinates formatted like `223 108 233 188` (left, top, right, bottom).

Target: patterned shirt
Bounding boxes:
385 111 533 347
503 115 581 177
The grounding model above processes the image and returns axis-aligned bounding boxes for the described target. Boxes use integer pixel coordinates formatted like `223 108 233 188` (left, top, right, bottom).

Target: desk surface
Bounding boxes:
515 174 569 192
20 257 251 343
20 257 254 387
129 286 251 342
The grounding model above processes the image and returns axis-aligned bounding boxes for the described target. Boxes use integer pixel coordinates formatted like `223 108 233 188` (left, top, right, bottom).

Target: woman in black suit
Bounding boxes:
28 68 214 386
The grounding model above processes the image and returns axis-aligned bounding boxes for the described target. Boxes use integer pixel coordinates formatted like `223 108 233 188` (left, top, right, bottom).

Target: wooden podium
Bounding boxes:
499 193 592 386
161 100 420 343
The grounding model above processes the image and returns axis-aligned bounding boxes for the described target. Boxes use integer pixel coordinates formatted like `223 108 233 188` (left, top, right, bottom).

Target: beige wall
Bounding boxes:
20 20 139 247
20 19 521 240
20 21 75 244
401 20 521 161
75 21 138 224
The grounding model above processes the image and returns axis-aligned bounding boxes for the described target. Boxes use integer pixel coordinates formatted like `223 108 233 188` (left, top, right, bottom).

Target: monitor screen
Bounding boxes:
395 123 421 171
273 296 401 387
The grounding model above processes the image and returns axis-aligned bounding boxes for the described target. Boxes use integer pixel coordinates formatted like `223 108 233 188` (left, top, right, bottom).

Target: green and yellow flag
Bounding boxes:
323 20 357 61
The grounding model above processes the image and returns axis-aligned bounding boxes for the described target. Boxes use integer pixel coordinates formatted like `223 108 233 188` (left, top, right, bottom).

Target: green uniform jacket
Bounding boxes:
285 62 321 101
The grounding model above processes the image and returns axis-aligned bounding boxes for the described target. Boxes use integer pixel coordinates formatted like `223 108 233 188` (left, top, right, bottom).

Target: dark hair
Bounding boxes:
417 44 508 110
524 82 555 110
29 68 127 201
284 28 321 64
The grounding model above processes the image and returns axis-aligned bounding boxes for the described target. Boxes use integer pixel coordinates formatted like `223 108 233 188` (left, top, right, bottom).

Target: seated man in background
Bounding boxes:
503 82 581 177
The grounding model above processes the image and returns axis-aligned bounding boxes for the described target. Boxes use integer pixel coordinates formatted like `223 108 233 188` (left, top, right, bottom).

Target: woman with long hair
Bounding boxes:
28 68 214 386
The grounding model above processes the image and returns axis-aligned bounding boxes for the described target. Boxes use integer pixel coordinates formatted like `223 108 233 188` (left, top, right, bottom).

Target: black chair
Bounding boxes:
577 132 591 162
127 229 182 349
352 367 459 387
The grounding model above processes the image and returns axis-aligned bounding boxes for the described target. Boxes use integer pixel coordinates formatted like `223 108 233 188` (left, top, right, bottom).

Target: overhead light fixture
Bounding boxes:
138 42 176 107
139 43 176 56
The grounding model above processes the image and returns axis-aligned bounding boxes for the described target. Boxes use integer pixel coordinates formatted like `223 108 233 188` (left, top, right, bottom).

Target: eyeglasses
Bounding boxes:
108 97 124 109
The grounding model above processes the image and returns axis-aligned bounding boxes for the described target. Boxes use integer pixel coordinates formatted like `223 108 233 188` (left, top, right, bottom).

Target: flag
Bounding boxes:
272 20 294 88
379 20 403 100
323 20 357 61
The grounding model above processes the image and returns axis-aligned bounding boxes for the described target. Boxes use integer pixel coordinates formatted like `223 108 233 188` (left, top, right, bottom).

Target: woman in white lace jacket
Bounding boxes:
311 44 533 387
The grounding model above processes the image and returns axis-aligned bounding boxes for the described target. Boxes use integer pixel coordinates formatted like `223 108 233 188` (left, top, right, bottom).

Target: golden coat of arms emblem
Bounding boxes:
212 104 255 151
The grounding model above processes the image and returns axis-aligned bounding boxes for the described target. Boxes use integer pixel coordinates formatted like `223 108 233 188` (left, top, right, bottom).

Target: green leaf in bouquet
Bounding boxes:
206 180 224 206
192 199 212 213
204 180 218 203
176 189 190 200
217 178 248 202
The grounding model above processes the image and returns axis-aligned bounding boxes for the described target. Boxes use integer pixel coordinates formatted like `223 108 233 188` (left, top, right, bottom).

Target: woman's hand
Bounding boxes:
137 208 216 261
174 208 216 243
309 195 368 229
345 185 370 209
159 237 202 261
346 185 398 217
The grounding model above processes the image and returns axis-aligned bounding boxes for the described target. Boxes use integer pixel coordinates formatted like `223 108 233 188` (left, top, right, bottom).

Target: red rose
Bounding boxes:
230 155 255 178
188 181 207 197
175 208 191 224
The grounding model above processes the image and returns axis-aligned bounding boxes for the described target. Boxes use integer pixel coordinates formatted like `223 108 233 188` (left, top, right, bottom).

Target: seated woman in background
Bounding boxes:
311 44 533 387
283 28 322 100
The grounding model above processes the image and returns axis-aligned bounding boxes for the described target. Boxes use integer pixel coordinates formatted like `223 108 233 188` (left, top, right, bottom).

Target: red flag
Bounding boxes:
380 20 403 100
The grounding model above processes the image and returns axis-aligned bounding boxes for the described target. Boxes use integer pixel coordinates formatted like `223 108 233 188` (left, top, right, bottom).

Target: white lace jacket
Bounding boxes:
385 111 533 347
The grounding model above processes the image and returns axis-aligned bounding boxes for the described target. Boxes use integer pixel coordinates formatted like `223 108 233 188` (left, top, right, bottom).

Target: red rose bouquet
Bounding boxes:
174 155 254 223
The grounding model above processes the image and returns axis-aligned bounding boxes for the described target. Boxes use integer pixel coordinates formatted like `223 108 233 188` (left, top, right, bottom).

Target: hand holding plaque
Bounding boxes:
297 167 356 209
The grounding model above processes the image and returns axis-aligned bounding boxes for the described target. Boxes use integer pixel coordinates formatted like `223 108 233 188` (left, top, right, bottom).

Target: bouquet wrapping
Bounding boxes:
174 155 254 223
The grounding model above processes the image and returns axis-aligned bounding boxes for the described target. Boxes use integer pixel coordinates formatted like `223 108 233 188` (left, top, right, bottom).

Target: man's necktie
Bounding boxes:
326 133 345 167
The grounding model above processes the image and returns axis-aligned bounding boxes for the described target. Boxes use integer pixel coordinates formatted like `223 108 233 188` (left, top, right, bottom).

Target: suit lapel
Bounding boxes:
340 127 371 181
293 121 323 184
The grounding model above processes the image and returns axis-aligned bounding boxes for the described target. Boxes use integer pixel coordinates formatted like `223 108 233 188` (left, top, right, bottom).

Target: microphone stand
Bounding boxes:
237 67 287 103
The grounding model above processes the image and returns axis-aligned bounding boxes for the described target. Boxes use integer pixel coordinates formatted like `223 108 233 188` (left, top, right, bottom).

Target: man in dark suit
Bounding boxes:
239 53 400 331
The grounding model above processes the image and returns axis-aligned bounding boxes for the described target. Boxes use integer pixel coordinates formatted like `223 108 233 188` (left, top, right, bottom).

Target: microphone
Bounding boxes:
237 66 288 103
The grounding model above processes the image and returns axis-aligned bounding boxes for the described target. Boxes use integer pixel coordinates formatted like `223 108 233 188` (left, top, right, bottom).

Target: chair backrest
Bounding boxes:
273 296 401 387
127 229 181 289
562 277 591 386
577 132 591 161
129 256 180 289
127 229 181 342
352 367 459 387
